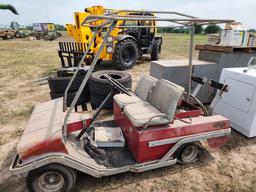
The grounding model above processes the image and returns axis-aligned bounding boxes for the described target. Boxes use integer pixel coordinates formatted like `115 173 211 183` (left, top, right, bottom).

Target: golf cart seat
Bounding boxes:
123 79 185 128
114 75 157 108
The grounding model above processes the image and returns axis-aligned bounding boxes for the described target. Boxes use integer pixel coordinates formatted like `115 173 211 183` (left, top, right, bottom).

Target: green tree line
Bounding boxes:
2 21 66 31
157 24 223 34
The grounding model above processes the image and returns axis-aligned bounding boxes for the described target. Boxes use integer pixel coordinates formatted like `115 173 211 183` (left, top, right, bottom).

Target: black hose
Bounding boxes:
189 94 208 116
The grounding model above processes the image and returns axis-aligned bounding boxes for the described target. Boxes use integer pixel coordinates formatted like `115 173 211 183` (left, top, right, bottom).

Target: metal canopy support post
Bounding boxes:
76 91 113 140
187 24 195 101
63 27 99 111
63 20 117 142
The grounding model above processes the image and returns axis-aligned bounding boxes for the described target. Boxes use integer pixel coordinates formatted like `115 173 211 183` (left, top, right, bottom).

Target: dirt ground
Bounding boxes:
0 33 256 192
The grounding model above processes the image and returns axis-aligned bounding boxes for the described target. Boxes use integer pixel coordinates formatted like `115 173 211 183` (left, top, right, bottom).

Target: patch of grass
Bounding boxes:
0 184 7 192
217 162 232 177
13 106 34 118
0 105 33 125
40 67 58 77
0 128 23 145
213 180 256 192
160 33 207 59
2 90 18 100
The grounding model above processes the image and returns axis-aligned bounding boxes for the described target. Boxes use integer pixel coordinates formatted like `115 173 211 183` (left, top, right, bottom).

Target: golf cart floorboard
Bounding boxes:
67 120 136 169
93 120 137 168
100 147 136 168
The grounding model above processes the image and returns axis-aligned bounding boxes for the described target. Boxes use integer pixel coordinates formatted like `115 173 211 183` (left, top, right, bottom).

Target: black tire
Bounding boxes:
89 70 132 96
89 70 132 110
15 32 20 38
56 32 62 37
50 90 90 106
151 39 161 61
36 35 41 40
26 164 77 192
175 143 202 164
90 93 114 110
113 38 139 69
48 72 88 93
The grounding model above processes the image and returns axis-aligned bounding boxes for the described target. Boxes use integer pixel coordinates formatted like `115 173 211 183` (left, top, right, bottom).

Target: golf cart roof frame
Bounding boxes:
62 10 234 142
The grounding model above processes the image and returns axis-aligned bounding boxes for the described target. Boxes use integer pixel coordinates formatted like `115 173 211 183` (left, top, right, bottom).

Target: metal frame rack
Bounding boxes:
62 9 234 141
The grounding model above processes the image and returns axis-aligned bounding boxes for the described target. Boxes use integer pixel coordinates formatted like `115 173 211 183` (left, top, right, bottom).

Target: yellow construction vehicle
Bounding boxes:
59 6 162 69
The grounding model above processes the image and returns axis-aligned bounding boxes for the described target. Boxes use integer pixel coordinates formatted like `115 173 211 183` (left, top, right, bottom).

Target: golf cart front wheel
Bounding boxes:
175 143 201 164
27 164 77 192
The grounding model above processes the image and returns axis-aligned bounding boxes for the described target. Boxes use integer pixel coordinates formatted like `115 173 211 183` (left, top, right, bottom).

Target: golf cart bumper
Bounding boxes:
10 151 178 177
10 152 106 177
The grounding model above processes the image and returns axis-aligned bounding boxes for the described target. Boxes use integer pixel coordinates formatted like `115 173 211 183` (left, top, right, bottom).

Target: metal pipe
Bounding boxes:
63 21 117 142
85 24 190 28
63 19 116 111
76 91 113 140
83 15 234 25
187 24 195 101
104 9 197 18
63 29 98 111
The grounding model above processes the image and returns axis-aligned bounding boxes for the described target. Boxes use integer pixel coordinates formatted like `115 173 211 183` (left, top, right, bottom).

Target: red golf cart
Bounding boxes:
10 10 233 192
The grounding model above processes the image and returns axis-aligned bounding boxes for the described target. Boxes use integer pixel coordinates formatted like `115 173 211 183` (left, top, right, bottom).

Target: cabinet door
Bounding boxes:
222 78 255 113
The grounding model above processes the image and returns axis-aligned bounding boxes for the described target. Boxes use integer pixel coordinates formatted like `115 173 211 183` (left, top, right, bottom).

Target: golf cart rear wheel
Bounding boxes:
114 38 139 70
175 143 201 164
27 164 77 192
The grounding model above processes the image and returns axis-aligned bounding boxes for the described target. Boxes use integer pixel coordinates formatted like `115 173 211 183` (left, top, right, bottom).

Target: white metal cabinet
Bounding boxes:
213 67 256 137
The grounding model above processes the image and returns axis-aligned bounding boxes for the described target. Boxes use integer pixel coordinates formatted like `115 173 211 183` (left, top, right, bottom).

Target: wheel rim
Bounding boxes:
121 44 136 67
34 171 65 192
181 145 198 163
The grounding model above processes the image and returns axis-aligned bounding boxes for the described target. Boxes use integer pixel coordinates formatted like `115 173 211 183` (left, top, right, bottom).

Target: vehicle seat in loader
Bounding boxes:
123 79 185 128
114 75 157 108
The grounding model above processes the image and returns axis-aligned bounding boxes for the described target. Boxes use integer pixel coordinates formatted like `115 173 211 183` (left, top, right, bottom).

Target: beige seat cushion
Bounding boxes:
124 102 169 128
114 75 157 108
148 79 184 122
135 75 157 100
114 93 143 108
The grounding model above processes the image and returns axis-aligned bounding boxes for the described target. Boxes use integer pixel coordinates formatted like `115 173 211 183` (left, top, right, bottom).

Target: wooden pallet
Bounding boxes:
74 102 95 112
195 44 256 53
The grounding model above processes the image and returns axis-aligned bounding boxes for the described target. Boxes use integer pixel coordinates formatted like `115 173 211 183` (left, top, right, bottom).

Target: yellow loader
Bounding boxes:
59 6 162 69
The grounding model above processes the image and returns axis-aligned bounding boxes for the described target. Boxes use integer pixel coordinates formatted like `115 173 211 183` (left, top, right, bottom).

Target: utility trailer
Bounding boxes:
10 10 234 192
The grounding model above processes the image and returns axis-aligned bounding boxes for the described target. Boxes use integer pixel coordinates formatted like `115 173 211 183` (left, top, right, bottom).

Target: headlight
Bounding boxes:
107 46 113 53
107 36 113 43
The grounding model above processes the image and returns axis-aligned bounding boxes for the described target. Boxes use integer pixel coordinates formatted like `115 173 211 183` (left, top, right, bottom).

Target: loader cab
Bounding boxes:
123 12 156 49
138 20 156 48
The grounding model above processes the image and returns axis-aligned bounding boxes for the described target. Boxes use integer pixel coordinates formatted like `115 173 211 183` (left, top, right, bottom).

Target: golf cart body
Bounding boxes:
10 10 234 191
11 74 230 176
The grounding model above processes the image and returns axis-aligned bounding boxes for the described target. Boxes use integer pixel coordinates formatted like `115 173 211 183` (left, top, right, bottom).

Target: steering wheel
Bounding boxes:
103 74 132 96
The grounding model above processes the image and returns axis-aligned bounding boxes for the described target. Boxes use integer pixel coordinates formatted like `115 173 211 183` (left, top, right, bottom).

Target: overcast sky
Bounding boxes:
0 0 256 29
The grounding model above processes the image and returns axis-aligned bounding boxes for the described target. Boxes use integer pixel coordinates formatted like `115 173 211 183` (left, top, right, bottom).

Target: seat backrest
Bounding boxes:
135 75 157 101
148 79 185 121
